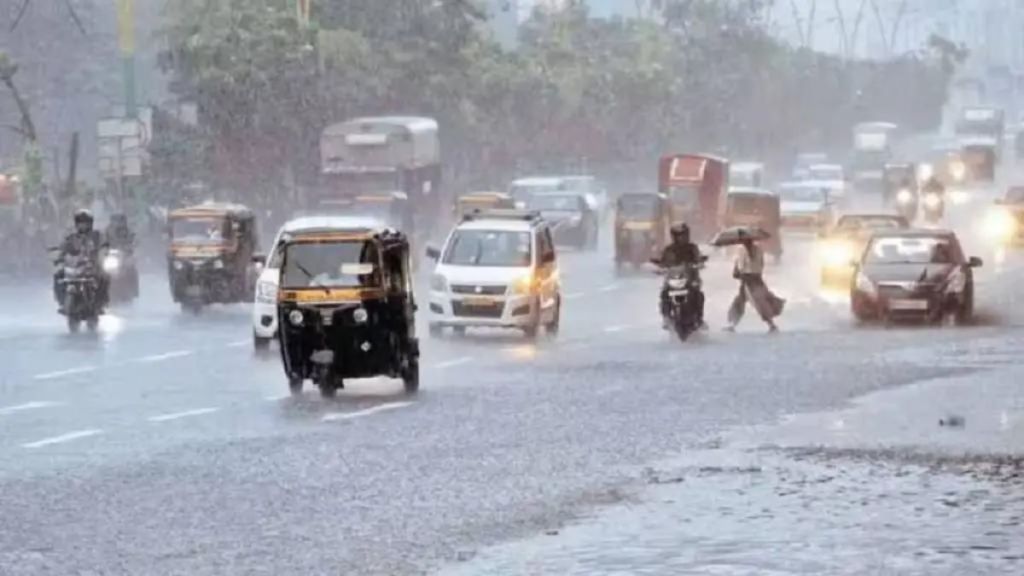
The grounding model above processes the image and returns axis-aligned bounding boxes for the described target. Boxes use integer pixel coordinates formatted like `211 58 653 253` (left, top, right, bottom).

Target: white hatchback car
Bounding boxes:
252 215 387 349
427 211 561 339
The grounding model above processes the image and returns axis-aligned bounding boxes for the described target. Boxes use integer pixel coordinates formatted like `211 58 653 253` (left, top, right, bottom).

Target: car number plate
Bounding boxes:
890 299 927 311
463 296 496 307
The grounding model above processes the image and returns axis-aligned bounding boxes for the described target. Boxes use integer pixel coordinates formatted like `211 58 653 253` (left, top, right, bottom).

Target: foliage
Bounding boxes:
158 0 958 198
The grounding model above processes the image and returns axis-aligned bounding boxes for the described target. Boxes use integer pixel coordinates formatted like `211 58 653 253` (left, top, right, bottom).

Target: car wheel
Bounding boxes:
545 296 561 337
253 333 271 351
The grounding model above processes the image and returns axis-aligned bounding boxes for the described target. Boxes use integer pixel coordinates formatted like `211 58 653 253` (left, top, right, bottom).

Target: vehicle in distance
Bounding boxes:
818 213 910 288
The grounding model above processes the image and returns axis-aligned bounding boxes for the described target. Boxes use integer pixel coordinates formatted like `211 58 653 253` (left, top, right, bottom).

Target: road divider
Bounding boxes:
148 407 221 423
22 429 102 449
322 401 414 423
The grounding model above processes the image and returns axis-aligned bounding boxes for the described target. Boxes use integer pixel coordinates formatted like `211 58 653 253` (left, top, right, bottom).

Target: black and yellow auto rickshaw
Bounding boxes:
724 188 782 259
454 191 516 220
614 192 670 268
167 202 261 313
275 223 419 397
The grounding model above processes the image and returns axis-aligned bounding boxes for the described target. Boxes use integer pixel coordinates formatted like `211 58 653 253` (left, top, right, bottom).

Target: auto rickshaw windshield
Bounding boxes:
281 240 380 288
172 217 229 244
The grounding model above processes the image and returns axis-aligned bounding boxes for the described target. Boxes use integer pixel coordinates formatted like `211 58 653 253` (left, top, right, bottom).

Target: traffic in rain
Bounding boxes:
2 1 1024 574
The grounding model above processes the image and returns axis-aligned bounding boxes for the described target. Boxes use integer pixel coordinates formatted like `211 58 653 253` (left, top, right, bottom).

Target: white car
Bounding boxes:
426 211 561 339
252 215 387 349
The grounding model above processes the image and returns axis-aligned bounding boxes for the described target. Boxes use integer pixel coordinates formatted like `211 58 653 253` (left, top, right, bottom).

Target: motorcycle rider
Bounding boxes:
654 223 705 328
104 213 136 251
54 209 109 314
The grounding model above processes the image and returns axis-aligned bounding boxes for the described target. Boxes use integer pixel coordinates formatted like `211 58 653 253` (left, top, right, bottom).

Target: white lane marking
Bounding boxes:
603 325 629 333
563 292 585 301
434 357 473 369
0 401 61 416
226 339 250 348
135 350 193 364
33 366 98 381
264 393 292 402
322 401 414 423
22 429 102 449
148 407 220 423
599 283 620 293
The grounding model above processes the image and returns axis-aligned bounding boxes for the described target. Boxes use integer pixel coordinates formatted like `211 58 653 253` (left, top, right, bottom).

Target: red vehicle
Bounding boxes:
658 154 729 241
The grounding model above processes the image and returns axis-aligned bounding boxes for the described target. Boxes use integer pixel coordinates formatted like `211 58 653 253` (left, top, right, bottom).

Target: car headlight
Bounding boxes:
255 280 278 303
923 193 942 209
352 307 369 324
820 241 854 268
287 309 304 326
984 208 1017 240
212 259 225 270
917 163 934 182
102 255 120 273
430 274 448 292
511 274 536 295
896 189 913 204
950 161 966 182
855 270 876 295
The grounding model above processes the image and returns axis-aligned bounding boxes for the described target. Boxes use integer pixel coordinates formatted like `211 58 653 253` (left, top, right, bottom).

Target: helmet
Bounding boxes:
73 209 94 226
670 222 690 239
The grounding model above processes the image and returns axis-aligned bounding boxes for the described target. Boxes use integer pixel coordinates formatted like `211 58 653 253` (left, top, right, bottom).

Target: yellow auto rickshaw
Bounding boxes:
167 202 261 313
454 191 516 220
724 187 782 259
275 222 419 397
614 192 671 268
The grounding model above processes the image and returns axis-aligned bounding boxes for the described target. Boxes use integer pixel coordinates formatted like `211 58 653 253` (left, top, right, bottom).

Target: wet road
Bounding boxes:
2 207 1024 574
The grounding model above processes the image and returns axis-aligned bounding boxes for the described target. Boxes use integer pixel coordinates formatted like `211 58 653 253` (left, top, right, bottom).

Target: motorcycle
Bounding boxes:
657 258 707 342
59 255 102 333
921 190 945 224
103 248 139 304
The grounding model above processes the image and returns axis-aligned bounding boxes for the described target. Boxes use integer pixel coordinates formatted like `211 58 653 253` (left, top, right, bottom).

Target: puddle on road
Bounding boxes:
438 447 1024 575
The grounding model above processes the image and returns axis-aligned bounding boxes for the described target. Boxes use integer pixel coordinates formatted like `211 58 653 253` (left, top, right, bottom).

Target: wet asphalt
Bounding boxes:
2 197 1024 574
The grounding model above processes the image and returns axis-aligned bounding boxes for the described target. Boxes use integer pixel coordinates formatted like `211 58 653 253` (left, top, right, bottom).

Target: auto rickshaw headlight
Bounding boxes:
212 259 225 270
173 260 185 271
288 309 304 326
896 189 913 205
923 193 942 209
352 307 369 324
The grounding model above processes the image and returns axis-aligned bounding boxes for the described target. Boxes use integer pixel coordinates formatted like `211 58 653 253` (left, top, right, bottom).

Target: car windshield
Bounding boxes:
443 229 532 267
510 182 560 201
171 217 228 244
865 236 957 265
837 216 907 231
529 194 579 212
281 240 379 288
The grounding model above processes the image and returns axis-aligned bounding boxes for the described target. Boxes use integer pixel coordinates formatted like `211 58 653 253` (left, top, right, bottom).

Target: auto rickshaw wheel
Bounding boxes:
318 379 338 399
288 376 303 396
67 317 81 334
402 359 420 394
86 316 99 332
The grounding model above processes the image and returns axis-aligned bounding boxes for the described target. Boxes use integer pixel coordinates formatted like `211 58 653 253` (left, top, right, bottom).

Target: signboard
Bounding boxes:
664 156 707 183
98 117 147 178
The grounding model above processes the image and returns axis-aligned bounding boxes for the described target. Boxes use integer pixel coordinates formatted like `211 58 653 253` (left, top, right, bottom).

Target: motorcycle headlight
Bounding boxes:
212 259 225 270
173 260 185 271
984 208 1017 240
896 189 913 204
102 255 120 273
512 274 536 295
352 307 369 324
667 278 687 289
855 270 876 295
288 309 304 326
256 280 278 303
430 274 448 292
924 193 942 209
820 241 854 268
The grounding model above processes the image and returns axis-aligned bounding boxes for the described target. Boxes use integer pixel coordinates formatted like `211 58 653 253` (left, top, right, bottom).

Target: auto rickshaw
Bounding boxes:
723 188 782 259
614 192 670 268
454 191 515 219
883 163 918 220
166 202 261 313
275 222 419 397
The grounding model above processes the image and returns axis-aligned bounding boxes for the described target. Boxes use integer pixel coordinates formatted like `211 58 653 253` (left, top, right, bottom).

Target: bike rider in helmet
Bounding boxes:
655 223 705 327
54 209 109 313
104 212 136 252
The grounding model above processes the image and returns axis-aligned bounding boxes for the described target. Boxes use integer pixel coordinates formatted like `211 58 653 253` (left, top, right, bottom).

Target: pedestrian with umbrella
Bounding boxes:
712 226 785 332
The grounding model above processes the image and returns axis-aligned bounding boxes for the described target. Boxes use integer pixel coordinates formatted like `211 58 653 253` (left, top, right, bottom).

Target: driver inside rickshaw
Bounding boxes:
284 240 380 288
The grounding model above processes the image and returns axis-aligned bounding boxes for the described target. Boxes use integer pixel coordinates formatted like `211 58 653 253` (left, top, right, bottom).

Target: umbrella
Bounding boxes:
711 226 771 247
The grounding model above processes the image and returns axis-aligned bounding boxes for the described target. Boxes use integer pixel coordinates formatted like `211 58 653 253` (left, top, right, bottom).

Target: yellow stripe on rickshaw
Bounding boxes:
622 221 654 231
278 287 385 303
287 232 375 243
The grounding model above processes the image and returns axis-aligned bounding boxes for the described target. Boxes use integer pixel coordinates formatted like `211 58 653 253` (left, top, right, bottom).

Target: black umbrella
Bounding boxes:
711 226 771 247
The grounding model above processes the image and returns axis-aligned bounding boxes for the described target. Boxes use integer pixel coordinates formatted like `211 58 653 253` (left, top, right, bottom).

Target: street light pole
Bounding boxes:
117 0 137 119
